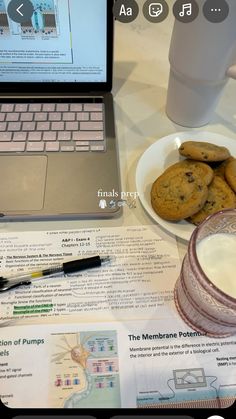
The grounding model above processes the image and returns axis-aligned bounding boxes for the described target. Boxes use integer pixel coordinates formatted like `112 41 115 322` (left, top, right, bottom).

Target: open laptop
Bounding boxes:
0 0 121 220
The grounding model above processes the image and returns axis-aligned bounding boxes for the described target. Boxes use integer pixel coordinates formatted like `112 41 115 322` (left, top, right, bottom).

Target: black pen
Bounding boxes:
0 256 111 292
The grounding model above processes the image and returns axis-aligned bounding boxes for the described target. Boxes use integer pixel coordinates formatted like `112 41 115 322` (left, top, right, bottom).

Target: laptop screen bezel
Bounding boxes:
0 0 113 94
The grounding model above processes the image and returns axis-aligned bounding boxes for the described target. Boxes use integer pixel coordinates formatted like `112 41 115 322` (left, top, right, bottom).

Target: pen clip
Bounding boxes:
0 280 31 293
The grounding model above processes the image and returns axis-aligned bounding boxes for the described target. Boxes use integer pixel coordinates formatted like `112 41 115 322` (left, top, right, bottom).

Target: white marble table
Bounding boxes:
1 11 236 262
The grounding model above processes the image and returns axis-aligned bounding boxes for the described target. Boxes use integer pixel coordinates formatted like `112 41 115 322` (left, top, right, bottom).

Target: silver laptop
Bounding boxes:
0 0 121 220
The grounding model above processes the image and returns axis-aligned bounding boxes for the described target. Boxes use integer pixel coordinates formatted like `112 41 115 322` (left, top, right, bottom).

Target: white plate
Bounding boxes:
136 131 236 241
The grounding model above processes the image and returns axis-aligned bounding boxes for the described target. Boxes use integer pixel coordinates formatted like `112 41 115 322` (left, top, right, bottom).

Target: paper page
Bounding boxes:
0 318 235 408
0 225 180 325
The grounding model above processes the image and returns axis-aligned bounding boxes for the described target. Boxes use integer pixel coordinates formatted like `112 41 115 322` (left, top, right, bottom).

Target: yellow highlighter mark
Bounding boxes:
31 271 43 279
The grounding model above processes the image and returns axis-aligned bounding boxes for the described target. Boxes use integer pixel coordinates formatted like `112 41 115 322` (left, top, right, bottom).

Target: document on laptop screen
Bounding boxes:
0 0 107 82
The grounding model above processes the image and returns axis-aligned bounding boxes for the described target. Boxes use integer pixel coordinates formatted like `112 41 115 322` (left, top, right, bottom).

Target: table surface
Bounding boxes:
1 12 236 262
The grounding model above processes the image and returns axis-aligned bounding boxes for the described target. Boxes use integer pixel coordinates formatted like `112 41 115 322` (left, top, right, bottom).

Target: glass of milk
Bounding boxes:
174 209 236 337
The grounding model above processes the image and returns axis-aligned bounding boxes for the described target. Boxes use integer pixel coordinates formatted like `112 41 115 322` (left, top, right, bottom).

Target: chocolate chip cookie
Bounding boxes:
188 176 236 225
225 159 236 193
179 141 231 162
213 157 235 179
165 159 214 186
151 167 208 221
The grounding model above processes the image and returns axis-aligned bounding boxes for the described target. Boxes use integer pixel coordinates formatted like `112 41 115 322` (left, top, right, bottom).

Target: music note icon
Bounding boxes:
179 3 192 17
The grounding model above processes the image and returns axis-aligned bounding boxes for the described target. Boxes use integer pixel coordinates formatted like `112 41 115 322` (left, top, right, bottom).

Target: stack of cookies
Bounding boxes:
151 141 236 225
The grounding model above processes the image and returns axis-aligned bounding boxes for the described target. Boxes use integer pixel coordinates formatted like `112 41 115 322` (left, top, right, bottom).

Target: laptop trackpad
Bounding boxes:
0 156 47 212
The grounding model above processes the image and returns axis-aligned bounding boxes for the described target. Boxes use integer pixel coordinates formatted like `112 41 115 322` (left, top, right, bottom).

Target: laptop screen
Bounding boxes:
0 0 107 83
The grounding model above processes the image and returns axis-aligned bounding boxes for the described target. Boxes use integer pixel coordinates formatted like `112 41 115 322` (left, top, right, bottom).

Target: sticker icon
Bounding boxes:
149 3 163 18
143 0 169 23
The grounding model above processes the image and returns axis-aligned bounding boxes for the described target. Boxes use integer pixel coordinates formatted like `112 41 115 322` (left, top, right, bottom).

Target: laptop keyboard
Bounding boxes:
0 102 105 153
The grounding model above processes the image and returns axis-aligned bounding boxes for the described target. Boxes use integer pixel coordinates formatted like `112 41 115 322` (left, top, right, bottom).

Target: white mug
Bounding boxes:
166 0 236 127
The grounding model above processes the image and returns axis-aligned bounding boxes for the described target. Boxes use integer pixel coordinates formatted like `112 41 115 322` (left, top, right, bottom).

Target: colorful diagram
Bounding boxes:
2 0 59 37
136 367 236 408
0 0 9 36
21 0 59 37
49 330 121 408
